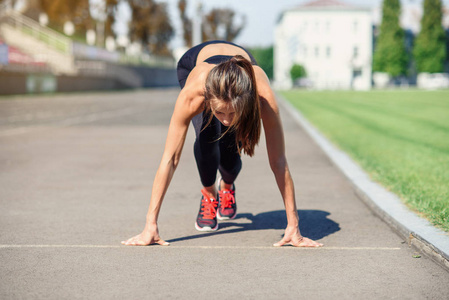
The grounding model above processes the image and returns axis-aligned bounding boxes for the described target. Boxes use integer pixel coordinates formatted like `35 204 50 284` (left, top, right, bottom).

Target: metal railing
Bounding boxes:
2 11 72 54
1 10 176 69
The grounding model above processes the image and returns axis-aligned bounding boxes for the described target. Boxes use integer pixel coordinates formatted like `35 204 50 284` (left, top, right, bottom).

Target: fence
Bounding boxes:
1 11 72 54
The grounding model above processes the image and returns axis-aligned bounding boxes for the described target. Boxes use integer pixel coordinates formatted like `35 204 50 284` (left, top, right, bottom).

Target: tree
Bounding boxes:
290 64 307 81
202 8 245 42
413 0 447 73
70 0 93 35
128 0 174 56
178 0 192 48
177 1 245 47
104 0 120 38
23 0 93 36
22 0 41 20
248 46 273 79
372 0 408 77
148 2 174 55
0 0 19 9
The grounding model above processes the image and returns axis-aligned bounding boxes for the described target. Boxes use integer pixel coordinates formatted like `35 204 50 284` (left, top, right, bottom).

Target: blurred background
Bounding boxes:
0 0 448 94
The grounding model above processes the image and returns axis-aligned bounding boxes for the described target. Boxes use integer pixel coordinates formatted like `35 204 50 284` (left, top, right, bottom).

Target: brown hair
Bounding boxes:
204 55 261 157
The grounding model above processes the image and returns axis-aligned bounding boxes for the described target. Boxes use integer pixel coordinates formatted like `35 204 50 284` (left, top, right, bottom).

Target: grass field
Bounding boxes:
281 90 449 232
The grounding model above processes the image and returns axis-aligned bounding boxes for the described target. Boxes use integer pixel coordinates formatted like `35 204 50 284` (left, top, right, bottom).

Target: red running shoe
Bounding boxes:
217 181 237 220
195 188 219 232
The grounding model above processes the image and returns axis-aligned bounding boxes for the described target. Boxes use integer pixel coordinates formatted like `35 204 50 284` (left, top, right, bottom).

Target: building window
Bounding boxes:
315 46 319 57
353 20 358 33
353 69 362 78
326 46 331 58
353 46 359 59
304 46 308 57
326 21 330 33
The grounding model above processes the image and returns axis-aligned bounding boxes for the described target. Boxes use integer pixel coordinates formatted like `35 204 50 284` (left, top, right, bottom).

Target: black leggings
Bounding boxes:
191 111 241 187
176 41 256 187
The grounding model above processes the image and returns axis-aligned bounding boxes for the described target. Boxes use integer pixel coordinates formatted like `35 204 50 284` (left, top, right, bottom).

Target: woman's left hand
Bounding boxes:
273 225 323 247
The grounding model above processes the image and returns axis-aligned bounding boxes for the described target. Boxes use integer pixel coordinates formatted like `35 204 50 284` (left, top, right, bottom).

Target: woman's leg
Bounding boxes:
218 127 242 186
192 112 221 231
214 125 240 220
192 112 221 188
192 112 242 188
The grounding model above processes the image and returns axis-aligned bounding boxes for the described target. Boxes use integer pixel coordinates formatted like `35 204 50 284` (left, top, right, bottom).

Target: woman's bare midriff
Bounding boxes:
196 43 252 65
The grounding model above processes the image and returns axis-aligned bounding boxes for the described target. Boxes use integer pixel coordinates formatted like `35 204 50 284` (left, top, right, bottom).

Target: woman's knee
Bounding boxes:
219 156 242 176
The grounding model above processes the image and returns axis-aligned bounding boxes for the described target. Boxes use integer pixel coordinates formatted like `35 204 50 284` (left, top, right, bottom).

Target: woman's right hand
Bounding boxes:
121 225 170 246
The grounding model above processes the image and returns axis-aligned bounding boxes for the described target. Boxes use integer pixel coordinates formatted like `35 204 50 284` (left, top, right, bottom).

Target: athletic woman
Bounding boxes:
122 40 323 248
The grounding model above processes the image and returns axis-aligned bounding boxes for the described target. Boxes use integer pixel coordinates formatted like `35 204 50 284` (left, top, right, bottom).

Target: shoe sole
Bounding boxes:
194 222 218 232
217 212 237 221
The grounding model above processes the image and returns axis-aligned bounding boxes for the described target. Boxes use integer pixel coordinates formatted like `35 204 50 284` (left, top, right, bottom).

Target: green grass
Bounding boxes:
281 90 449 231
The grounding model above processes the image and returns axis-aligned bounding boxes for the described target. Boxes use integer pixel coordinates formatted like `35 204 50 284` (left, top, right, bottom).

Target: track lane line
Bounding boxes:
0 244 401 250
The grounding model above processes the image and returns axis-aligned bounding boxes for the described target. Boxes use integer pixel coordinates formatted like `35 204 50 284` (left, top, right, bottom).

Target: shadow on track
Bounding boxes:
167 209 340 243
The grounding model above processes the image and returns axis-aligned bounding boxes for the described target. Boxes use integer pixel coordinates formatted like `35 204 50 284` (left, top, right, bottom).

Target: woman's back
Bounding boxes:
196 42 253 65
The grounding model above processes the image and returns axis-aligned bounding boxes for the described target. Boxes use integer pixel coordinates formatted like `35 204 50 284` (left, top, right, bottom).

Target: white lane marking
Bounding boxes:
0 107 141 137
0 245 401 250
0 245 123 248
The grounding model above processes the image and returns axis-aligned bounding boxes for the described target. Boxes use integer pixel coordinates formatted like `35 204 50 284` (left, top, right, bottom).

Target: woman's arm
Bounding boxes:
122 74 205 246
255 67 322 247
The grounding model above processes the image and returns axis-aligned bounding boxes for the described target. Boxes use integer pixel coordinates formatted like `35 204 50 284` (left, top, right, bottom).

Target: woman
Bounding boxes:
122 40 322 247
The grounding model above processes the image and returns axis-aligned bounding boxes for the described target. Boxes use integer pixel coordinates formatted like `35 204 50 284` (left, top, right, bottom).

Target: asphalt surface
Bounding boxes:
1 89 448 299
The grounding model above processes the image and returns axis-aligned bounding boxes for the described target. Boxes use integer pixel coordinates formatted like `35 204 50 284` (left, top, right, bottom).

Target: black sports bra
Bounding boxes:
204 55 234 65
204 54 258 66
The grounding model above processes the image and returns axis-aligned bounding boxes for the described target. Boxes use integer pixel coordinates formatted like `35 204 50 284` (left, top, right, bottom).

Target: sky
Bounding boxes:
116 0 449 49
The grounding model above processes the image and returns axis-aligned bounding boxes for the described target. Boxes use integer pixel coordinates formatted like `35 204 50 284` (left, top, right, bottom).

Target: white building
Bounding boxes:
275 0 373 90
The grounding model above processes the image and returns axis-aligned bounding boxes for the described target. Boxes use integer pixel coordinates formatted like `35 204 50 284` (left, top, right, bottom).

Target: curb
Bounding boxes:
277 93 449 270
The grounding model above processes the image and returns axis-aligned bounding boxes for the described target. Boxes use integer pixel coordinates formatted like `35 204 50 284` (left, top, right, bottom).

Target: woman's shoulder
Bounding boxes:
177 63 214 116
183 62 214 95
252 65 269 81
189 62 214 82
252 66 272 96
